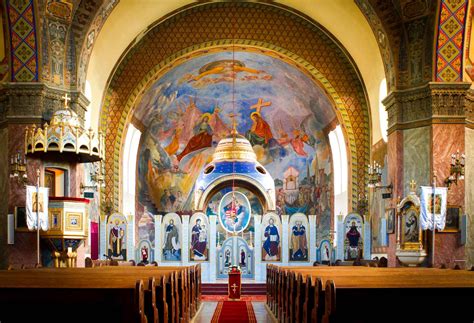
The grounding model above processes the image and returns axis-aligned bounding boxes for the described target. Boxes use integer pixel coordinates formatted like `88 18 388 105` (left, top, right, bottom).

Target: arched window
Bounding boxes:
122 124 141 215
329 125 348 247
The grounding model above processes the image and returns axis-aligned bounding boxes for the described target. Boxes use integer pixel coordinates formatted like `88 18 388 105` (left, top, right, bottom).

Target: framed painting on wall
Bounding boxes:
386 208 395 234
441 206 460 232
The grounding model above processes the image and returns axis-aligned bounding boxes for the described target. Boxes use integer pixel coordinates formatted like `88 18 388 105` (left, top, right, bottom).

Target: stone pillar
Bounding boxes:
281 215 289 265
308 215 317 263
181 215 189 265
384 82 471 267
209 214 217 282
154 215 162 264
253 214 262 282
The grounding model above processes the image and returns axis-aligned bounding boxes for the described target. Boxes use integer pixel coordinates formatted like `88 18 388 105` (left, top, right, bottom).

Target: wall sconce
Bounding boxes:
10 151 28 185
445 150 465 188
367 161 382 188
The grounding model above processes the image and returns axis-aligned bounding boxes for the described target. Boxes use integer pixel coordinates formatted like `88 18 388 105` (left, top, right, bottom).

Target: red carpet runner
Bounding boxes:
211 301 257 323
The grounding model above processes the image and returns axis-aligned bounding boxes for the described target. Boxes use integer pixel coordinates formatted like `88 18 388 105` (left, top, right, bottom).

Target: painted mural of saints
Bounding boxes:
263 218 280 261
108 219 125 259
246 112 273 146
163 219 181 260
177 113 213 161
290 220 308 261
191 218 207 260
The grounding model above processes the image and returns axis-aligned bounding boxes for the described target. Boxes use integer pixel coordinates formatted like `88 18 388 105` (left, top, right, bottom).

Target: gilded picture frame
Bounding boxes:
400 204 422 250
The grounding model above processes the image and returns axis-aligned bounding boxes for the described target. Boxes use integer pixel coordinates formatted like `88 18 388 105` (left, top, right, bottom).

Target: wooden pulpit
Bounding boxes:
228 266 241 300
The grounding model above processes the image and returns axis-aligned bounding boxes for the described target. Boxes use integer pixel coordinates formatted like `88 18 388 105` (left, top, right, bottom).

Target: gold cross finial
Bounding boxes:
250 98 271 114
228 112 238 134
409 179 416 193
62 93 71 109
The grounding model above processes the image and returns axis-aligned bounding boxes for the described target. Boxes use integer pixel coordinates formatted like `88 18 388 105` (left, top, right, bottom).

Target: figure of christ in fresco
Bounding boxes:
163 219 180 260
263 218 280 260
191 219 207 260
177 113 213 161
346 221 361 260
246 112 273 147
109 220 125 258
291 221 308 260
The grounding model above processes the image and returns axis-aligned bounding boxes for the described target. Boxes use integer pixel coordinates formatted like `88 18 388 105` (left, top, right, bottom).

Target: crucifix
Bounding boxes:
231 283 238 293
62 93 71 109
409 179 417 193
250 98 271 114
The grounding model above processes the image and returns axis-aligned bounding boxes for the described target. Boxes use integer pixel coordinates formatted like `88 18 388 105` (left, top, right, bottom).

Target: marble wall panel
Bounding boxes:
387 130 403 267
403 126 431 195
0 128 9 268
432 124 465 206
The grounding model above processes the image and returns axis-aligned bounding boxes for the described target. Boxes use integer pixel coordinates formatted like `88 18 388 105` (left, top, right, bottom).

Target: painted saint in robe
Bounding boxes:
109 220 125 258
263 218 280 260
346 221 361 260
240 249 246 267
191 218 207 260
224 248 231 267
290 220 308 261
163 219 181 260
177 114 213 161
246 112 273 146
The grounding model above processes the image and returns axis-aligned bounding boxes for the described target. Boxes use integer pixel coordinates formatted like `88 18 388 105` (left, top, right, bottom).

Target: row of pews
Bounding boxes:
266 264 474 323
0 264 201 323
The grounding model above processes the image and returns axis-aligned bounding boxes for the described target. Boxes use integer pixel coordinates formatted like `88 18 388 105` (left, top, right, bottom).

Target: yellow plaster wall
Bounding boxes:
86 0 385 143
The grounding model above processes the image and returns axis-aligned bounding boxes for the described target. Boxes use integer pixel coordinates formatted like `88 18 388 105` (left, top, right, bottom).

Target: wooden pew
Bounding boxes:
268 266 474 323
0 270 147 323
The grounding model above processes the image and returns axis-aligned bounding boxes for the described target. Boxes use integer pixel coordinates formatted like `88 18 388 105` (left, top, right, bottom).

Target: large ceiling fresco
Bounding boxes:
135 49 336 242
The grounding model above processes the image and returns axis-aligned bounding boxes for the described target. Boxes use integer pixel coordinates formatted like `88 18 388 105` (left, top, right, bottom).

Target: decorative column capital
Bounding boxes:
383 82 471 134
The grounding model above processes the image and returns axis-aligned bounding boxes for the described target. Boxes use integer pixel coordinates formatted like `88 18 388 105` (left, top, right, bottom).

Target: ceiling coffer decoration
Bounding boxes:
24 94 104 163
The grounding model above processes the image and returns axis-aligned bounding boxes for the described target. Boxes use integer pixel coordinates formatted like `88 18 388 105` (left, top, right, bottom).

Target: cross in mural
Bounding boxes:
250 98 271 113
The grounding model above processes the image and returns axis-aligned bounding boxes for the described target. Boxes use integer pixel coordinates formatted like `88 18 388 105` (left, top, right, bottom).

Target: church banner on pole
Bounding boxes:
420 186 447 231
26 185 49 231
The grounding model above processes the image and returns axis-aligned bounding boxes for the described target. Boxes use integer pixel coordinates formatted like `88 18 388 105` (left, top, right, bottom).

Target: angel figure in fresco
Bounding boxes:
187 59 262 82
177 113 213 161
291 220 308 260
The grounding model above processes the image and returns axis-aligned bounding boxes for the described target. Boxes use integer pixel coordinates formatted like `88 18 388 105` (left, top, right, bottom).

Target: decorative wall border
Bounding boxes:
435 0 469 82
5 0 39 82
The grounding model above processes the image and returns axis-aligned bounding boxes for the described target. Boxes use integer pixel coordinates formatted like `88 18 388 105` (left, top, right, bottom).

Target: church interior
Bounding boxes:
1 0 474 322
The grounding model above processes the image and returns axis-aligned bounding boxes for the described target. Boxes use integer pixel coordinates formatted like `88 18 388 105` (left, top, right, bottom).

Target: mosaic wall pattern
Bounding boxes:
99 2 371 211
6 0 39 82
435 0 469 82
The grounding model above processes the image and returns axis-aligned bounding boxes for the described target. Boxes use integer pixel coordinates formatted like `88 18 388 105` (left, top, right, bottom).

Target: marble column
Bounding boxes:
464 128 474 268
209 215 217 282
154 215 162 264
253 214 262 281
309 215 317 263
281 215 289 265
181 215 190 265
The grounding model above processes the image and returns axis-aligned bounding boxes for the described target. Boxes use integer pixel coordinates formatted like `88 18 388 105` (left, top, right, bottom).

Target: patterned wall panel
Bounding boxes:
6 0 39 82
435 0 469 82
99 2 371 211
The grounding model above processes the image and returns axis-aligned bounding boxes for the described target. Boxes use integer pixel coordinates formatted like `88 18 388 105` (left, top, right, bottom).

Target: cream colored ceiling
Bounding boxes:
87 0 385 143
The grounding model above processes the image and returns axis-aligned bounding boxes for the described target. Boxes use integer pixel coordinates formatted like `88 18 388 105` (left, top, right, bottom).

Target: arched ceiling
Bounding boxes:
86 0 385 142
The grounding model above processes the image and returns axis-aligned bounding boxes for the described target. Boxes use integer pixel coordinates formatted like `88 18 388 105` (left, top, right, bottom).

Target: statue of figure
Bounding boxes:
141 245 149 264
224 249 231 267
